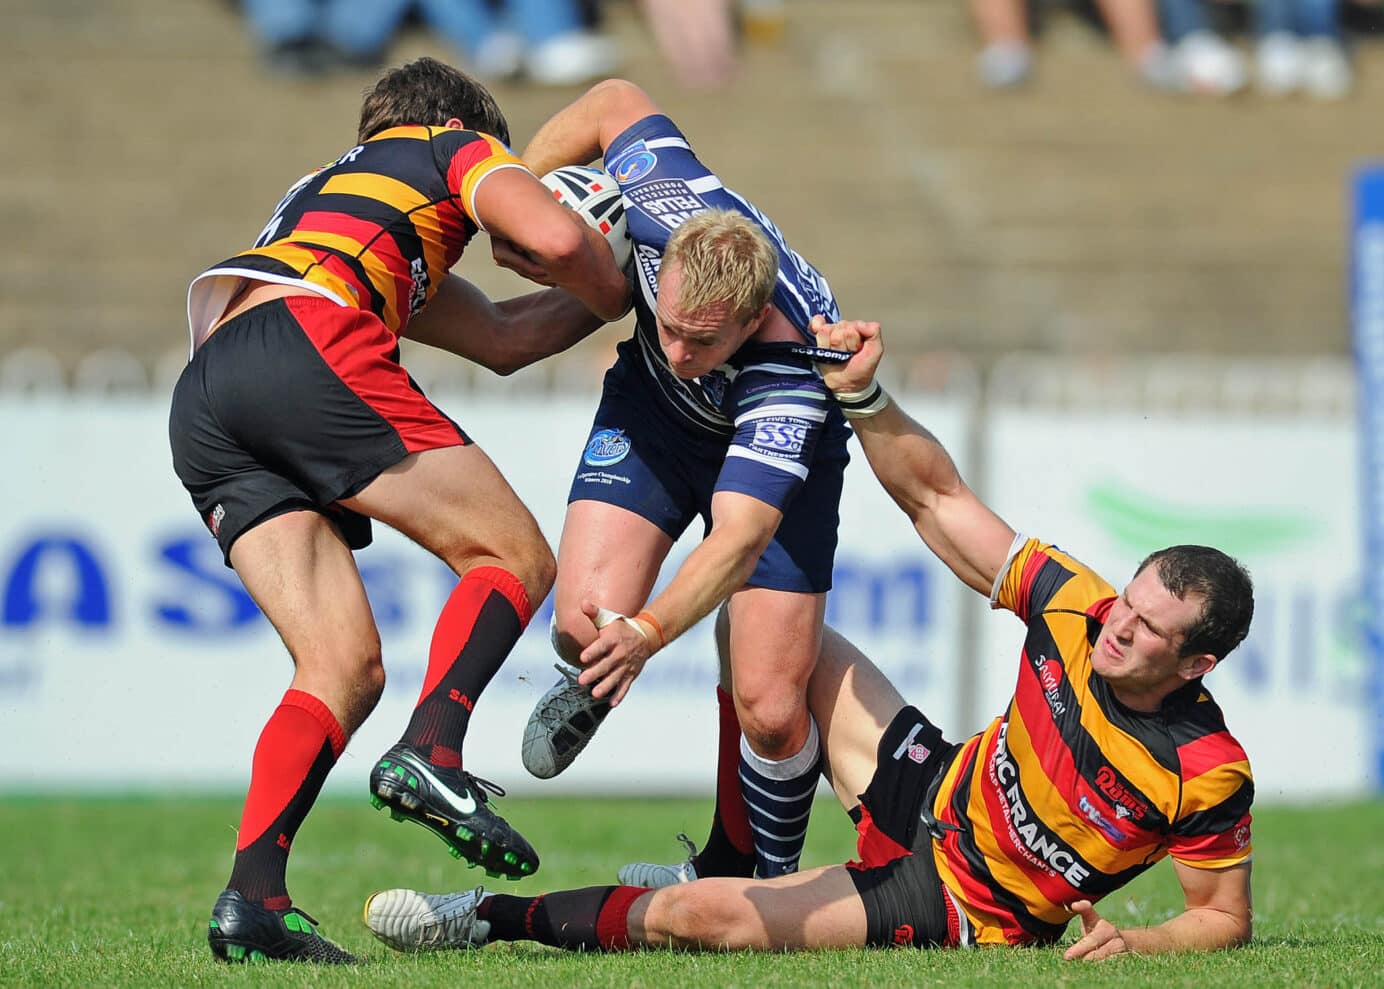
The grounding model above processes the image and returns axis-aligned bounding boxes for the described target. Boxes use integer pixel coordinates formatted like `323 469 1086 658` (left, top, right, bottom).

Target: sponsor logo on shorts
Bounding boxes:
612 149 657 184
583 428 632 467
208 503 225 537
751 418 808 456
907 742 932 765
892 924 915 946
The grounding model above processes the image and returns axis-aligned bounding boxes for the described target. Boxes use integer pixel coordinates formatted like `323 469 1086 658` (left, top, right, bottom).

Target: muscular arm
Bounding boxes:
521 78 663 175
578 490 782 703
403 274 604 375
472 167 629 321
813 317 1014 596
1065 861 1252 960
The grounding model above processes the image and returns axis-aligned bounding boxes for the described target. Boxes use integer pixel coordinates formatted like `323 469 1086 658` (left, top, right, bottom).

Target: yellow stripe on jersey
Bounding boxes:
407 203 450 291
287 230 400 331
320 171 431 214
1180 759 1253 815
457 136 527 227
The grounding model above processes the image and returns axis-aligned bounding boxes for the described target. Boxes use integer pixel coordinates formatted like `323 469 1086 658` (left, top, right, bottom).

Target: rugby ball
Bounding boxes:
540 165 632 269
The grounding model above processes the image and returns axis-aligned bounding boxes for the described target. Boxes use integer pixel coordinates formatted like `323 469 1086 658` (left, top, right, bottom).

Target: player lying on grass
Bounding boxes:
364 316 1256 959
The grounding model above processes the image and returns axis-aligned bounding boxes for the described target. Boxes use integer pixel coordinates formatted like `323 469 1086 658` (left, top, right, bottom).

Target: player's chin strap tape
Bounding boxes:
835 381 890 419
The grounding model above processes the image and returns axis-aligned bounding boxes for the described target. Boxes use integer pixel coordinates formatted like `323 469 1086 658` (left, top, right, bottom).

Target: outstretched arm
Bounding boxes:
1065 860 1252 960
521 79 663 175
403 274 605 375
812 316 1014 596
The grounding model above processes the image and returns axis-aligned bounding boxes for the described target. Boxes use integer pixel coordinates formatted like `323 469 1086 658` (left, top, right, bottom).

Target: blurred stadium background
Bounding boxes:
3 0 1383 808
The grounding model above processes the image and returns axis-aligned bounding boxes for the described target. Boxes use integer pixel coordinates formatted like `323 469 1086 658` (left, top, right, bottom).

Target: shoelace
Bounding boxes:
423 887 487 946
461 771 505 804
674 832 700 862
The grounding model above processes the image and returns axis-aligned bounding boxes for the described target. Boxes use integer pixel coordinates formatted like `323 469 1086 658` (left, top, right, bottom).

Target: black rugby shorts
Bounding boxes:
168 295 467 564
846 706 964 949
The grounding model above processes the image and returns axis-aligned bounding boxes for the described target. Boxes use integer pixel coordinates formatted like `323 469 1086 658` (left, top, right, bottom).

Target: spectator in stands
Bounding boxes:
240 0 617 85
968 0 1173 90
1254 0 1352 98
636 0 739 89
1156 0 1249 95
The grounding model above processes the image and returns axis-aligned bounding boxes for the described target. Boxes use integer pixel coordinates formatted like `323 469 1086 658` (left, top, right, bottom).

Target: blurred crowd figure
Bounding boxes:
969 0 1381 98
240 0 618 85
237 0 787 91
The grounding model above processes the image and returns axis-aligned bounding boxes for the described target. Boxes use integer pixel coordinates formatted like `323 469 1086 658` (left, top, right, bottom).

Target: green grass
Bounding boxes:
1 795 1381 987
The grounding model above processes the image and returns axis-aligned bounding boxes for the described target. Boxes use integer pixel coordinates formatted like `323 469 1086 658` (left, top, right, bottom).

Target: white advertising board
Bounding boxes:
0 392 970 795
978 409 1370 798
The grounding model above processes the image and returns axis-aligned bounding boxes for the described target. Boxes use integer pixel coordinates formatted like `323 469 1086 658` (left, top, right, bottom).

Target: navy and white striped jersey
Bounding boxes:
602 114 846 512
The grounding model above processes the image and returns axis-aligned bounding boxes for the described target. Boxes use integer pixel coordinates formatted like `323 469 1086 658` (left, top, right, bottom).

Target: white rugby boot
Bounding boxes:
363 887 491 952
617 833 700 888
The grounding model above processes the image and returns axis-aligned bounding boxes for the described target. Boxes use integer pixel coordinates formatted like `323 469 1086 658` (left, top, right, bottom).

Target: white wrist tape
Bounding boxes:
592 606 651 645
835 380 890 419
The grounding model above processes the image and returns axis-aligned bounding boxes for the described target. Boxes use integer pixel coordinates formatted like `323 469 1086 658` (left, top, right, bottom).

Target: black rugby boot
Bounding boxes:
207 889 358 964
369 742 539 879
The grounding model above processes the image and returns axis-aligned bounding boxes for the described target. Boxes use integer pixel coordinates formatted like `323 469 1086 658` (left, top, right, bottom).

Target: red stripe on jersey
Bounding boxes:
297 211 408 313
1014 548 1053 622
1088 596 1115 623
285 295 464 453
1174 812 1253 861
1177 731 1248 780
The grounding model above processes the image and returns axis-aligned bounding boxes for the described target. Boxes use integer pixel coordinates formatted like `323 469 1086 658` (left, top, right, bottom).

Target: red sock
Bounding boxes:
402 566 531 768
227 690 345 908
690 686 756 878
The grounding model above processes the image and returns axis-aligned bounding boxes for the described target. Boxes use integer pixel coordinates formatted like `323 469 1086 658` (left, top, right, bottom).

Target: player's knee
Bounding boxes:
551 601 594 664
737 695 811 759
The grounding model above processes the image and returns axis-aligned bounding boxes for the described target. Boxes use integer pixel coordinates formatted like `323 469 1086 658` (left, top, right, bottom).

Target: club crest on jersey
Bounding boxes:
583 428 631 467
612 148 657 184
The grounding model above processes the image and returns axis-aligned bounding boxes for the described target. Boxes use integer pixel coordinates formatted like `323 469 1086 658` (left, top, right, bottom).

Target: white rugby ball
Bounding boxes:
541 165 632 269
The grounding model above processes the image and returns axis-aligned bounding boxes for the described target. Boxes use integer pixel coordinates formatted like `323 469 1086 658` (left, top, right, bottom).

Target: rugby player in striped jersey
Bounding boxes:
366 317 1256 961
171 57 628 964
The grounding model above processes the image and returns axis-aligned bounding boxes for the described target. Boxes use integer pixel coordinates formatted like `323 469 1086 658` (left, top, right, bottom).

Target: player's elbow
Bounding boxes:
588 78 649 116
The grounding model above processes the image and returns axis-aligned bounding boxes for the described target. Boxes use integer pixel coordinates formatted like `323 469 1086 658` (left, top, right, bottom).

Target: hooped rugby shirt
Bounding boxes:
187 126 526 354
927 537 1254 945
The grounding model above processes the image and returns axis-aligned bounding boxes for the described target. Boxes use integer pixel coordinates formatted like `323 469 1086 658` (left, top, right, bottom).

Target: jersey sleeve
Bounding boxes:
1169 726 1255 869
990 536 1117 624
439 130 531 232
713 361 832 511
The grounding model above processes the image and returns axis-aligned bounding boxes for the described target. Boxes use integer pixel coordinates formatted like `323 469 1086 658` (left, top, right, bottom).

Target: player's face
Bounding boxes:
654 261 759 379
1090 566 1212 709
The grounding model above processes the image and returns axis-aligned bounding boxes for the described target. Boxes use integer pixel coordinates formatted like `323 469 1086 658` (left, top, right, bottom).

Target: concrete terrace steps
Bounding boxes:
2 0 1382 377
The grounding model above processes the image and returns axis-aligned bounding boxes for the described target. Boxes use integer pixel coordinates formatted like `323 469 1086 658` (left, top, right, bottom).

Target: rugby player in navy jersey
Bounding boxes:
169 58 628 964
365 317 1257 961
508 79 852 885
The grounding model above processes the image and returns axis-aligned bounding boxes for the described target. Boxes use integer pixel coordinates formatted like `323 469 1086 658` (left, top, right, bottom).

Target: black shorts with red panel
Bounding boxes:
169 295 468 565
846 706 969 949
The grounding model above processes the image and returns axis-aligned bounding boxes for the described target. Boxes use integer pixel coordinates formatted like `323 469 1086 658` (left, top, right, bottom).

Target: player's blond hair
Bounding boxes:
663 210 778 323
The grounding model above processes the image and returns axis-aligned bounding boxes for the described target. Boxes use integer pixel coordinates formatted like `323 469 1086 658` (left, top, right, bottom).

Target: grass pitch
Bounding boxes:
1 794 1381 987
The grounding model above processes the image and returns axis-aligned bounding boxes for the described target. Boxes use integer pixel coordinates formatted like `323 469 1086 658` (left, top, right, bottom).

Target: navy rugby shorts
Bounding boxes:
567 359 847 593
168 295 468 566
846 706 968 949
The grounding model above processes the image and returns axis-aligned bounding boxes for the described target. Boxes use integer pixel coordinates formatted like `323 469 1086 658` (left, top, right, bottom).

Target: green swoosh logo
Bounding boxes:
1085 482 1319 558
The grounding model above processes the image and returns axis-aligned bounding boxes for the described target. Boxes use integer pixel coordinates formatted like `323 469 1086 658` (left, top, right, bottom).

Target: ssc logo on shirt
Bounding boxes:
613 149 657 184
583 428 632 467
751 419 808 456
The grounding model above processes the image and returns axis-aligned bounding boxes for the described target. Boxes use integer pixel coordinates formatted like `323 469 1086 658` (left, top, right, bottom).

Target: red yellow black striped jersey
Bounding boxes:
186 125 526 353
929 537 1254 946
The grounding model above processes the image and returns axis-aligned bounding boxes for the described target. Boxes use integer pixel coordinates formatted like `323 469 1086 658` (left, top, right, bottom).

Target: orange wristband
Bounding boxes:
634 610 667 649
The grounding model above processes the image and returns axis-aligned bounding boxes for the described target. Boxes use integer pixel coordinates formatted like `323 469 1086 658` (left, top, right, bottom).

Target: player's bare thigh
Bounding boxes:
550 498 675 662
631 864 868 950
341 443 554 606
809 625 908 810
228 509 382 731
724 587 825 758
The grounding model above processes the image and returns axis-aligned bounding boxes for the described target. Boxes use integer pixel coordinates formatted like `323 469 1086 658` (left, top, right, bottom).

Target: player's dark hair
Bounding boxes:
358 57 510 146
1135 545 1254 661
